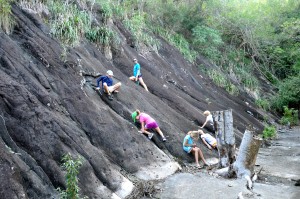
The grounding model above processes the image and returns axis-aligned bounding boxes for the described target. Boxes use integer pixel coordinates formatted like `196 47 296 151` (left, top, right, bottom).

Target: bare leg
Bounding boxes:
142 129 152 136
197 148 208 165
103 83 110 94
129 76 135 81
154 127 165 138
191 148 200 166
138 77 149 91
111 82 122 92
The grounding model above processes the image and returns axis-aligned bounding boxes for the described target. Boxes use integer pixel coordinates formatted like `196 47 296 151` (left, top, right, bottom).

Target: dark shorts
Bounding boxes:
145 122 158 129
138 74 142 78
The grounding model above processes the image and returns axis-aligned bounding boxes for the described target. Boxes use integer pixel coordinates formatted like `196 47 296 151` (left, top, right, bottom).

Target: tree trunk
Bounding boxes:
212 109 235 169
233 130 262 177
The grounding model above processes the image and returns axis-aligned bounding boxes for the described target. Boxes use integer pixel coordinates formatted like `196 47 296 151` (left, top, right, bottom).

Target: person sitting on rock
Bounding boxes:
198 129 217 150
131 109 166 142
200 110 215 133
96 70 121 100
129 58 149 92
183 130 209 169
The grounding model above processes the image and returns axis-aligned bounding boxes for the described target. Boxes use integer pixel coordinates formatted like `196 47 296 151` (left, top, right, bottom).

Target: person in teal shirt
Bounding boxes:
183 130 209 168
129 58 149 91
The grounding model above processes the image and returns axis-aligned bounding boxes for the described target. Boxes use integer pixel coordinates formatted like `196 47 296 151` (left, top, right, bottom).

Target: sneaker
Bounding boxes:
95 87 100 90
108 94 113 100
148 133 154 140
162 137 167 142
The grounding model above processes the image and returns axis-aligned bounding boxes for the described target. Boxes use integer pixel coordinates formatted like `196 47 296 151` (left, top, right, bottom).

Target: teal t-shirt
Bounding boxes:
183 135 194 153
133 63 141 77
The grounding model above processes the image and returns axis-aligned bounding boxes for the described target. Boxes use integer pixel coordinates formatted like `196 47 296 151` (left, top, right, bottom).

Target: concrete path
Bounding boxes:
149 127 300 199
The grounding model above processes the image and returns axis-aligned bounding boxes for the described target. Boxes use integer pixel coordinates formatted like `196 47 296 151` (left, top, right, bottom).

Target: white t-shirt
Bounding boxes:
201 134 216 145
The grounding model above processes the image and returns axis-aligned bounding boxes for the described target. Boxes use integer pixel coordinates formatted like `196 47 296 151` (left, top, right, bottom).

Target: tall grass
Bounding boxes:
85 26 119 46
48 1 92 46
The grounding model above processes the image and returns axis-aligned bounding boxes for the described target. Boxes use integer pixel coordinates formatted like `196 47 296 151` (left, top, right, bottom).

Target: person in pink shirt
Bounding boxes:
131 109 166 142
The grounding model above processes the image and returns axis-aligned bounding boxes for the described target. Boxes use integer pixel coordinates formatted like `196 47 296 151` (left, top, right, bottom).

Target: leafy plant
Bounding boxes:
255 98 271 111
57 153 86 199
192 25 223 60
0 0 14 34
225 82 239 96
262 125 277 139
280 106 299 126
272 74 300 110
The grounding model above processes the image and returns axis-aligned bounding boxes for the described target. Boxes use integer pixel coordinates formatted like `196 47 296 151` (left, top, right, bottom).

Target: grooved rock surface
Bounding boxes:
0 4 273 199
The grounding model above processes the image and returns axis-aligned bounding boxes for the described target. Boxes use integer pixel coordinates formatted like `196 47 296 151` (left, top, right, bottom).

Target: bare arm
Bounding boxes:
140 121 145 132
202 138 212 150
200 117 209 128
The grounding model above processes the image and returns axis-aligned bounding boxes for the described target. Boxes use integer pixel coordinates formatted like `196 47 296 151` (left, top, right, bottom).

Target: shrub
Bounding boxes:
280 106 299 126
272 74 300 110
0 0 15 34
262 125 276 139
225 82 239 96
208 69 227 87
255 98 271 111
57 153 86 199
192 25 223 60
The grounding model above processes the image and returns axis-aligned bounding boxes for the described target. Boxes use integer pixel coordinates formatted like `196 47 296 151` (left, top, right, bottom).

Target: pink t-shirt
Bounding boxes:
139 113 156 125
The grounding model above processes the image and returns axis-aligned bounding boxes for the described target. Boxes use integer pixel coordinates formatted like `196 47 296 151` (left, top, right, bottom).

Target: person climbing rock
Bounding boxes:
131 109 166 141
200 110 215 133
183 130 209 169
198 129 217 150
129 58 149 91
96 70 121 100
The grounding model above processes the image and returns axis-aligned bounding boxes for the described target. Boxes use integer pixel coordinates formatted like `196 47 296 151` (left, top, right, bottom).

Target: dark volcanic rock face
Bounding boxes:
0 4 269 199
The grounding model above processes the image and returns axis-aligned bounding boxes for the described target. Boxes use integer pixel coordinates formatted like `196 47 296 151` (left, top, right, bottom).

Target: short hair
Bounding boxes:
203 110 211 116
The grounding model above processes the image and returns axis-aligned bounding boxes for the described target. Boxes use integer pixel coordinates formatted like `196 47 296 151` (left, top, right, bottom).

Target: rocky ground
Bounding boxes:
141 127 300 199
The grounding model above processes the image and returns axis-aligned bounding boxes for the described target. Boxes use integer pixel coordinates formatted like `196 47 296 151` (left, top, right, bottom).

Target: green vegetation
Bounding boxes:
48 1 92 46
43 0 300 102
57 153 86 199
85 26 119 47
0 0 14 34
272 74 300 110
255 98 271 111
280 106 299 126
262 125 277 139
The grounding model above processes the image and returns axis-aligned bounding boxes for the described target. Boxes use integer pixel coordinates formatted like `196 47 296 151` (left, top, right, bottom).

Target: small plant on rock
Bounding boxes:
57 153 87 199
280 106 299 126
262 125 276 139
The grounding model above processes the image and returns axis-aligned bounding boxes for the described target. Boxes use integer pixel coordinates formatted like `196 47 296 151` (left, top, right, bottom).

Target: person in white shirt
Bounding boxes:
200 110 215 133
198 130 217 150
